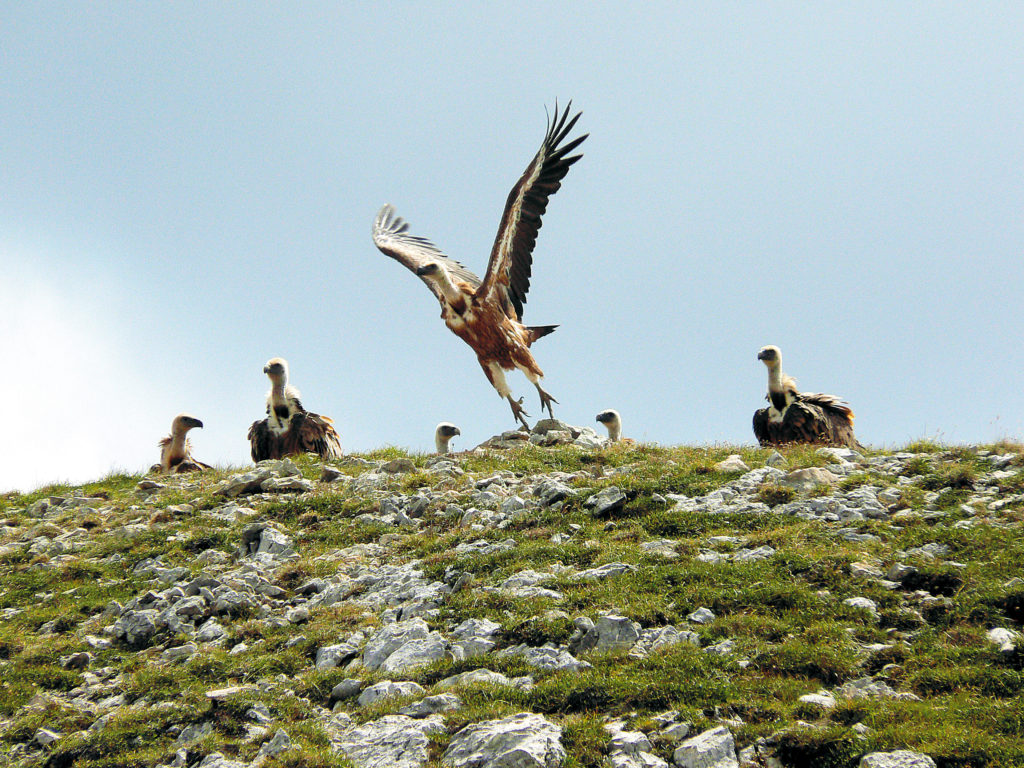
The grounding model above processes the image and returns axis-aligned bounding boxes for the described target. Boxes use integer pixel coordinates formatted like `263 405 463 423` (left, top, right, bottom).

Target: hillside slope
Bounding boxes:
1 423 1023 768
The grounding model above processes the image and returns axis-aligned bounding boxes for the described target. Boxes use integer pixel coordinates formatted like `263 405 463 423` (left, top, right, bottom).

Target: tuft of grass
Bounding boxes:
757 484 798 507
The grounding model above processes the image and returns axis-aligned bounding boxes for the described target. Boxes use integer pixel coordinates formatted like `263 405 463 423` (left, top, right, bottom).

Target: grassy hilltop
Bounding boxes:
1 438 1023 768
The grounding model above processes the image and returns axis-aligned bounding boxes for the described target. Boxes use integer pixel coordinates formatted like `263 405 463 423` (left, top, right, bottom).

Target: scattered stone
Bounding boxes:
442 712 565 768
843 597 879 619
798 689 837 709
34 728 61 747
382 458 417 474
576 614 641 653
858 751 937 768
715 455 749 473
576 562 636 581
357 680 426 707
586 486 627 516
687 607 715 624
673 725 738 768
332 714 444 768
399 693 463 717
987 627 1019 654
257 729 292 759
783 467 838 490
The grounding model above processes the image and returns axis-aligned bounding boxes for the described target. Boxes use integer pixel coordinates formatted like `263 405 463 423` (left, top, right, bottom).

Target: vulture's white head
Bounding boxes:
757 345 781 369
435 422 461 454
595 409 622 441
264 357 289 385
415 262 462 303
171 413 204 437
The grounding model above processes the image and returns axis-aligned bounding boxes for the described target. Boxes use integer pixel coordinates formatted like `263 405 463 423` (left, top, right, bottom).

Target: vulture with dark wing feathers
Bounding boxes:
752 345 860 448
248 358 343 461
372 102 586 428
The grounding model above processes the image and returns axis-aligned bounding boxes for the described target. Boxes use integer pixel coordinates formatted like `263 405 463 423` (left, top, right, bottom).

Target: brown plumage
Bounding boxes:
248 358 343 461
752 345 860 448
153 413 210 473
372 102 586 428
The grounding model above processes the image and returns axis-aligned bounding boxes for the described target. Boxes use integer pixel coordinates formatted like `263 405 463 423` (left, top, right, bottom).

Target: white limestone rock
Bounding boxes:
357 680 426 707
797 689 837 709
714 455 750 473
399 693 463 717
585 487 627 516
576 614 641 653
687 607 715 624
498 643 592 672
332 714 444 768
986 627 1020 654
438 668 519 689
442 712 565 768
783 467 838 490
575 562 636 581
843 597 880 619
629 626 700 658
859 751 937 768
673 726 737 768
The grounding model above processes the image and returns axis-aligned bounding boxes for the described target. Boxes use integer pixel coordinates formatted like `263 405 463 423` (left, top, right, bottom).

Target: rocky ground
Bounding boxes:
1 421 1022 768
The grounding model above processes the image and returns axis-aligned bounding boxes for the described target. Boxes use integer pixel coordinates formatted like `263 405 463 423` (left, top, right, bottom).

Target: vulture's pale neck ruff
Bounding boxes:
760 354 797 423
264 360 299 434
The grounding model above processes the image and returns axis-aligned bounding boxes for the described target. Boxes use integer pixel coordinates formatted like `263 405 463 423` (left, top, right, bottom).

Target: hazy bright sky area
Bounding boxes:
2 3 1022 491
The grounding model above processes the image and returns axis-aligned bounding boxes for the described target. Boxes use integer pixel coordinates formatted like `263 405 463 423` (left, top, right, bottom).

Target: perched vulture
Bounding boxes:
752 345 859 448
153 413 210 473
248 358 343 461
596 409 636 445
435 422 461 454
372 102 587 428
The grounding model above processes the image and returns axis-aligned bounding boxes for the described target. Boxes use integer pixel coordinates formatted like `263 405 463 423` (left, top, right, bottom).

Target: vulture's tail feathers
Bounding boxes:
527 325 558 344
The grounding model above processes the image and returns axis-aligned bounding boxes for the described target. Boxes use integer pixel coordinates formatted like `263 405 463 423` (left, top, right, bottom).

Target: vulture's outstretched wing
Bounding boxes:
479 102 587 320
372 205 482 302
248 419 278 462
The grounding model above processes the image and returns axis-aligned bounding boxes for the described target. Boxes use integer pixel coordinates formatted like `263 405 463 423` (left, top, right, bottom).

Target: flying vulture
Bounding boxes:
752 345 860 448
435 422 461 454
153 413 210 473
248 358 343 461
372 102 587 428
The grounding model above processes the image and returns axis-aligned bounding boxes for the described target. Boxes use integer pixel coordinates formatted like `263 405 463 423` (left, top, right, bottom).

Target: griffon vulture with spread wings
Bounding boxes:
372 103 586 428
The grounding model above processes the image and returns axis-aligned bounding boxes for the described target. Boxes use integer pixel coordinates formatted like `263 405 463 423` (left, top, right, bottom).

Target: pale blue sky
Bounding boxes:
2 3 1022 490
